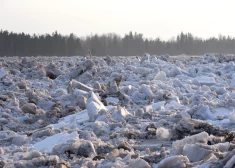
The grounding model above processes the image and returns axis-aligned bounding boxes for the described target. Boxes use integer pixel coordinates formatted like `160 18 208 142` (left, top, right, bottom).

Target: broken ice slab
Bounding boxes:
172 132 209 155
144 101 166 112
71 79 94 92
61 110 89 125
0 69 7 80
196 76 216 86
86 92 107 121
70 56 79 62
33 131 79 153
48 106 116 130
47 109 89 129
164 100 183 110
105 97 119 105
133 139 171 151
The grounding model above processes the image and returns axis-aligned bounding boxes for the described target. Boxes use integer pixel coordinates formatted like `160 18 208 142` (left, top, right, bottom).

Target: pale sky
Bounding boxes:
1 0 235 40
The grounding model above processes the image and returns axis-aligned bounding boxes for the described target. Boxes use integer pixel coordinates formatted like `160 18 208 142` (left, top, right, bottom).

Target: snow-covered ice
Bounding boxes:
34 131 79 153
1 54 235 167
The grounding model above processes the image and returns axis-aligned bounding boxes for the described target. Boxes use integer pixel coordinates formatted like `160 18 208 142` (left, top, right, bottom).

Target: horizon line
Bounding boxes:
1 29 234 41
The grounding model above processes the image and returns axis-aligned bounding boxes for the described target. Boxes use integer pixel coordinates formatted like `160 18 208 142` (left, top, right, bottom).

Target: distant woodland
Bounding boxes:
0 30 235 56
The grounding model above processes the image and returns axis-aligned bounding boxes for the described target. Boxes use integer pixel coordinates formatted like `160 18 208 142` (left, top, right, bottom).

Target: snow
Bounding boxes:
2 55 235 167
156 127 170 140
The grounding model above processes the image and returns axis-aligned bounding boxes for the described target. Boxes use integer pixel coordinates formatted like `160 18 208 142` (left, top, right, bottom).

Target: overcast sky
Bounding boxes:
1 0 235 40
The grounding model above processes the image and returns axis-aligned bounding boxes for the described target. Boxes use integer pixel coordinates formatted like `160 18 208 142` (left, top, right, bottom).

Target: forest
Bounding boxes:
0 30 235 56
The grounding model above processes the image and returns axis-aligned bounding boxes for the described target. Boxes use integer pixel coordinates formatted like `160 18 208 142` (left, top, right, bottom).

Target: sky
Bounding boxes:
1 0 235 40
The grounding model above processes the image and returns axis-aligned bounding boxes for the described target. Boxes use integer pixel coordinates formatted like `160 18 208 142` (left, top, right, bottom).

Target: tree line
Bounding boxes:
0 30 235 56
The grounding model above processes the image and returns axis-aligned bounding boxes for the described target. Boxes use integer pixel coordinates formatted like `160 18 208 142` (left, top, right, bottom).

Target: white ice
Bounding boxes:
33 131 79 153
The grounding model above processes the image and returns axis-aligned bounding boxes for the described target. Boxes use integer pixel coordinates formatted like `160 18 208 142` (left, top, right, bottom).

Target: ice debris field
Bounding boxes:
1 54 235 167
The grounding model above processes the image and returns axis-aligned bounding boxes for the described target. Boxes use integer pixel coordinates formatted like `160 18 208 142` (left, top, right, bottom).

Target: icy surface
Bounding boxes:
196 76 216 86
1 54 235 167
34 131 79 153
0 69 7 79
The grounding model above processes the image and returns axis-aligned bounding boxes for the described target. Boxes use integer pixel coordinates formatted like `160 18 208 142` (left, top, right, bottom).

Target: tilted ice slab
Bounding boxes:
0 69 7 79
47 109 89 129
39 105 116 153
86 92 107 121
33 131 79 153
48 105 116 130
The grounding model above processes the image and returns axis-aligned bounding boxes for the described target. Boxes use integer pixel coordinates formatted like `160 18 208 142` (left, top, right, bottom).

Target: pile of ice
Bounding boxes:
1 54 235 167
